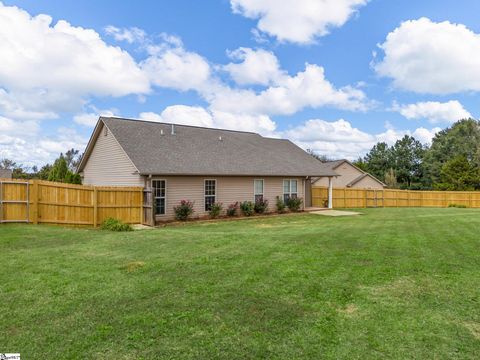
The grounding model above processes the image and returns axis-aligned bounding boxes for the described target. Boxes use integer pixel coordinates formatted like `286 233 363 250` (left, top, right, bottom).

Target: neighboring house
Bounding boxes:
77 117 338 221
313 160 386 190
0 169 13 179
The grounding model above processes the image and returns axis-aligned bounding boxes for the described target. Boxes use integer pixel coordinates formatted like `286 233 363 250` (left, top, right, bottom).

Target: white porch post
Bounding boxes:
328 177 333 209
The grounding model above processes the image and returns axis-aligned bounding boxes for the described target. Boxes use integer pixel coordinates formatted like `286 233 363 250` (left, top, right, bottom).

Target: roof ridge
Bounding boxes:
101 116 261 136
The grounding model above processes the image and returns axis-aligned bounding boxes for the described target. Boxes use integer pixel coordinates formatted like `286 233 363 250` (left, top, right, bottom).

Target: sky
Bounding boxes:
1 0 480 167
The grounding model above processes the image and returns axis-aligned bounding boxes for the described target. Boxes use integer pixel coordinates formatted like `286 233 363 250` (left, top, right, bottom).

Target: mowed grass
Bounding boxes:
1 208 480 359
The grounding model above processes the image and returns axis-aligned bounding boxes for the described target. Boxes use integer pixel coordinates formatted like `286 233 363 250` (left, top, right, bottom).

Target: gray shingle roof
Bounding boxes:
0 169 12 179
323 160 347 170
89 117 337 177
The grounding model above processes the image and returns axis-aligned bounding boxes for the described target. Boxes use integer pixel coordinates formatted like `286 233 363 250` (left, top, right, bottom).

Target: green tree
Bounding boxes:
352 157 368 171
363 142 392 181
48 156 69 182
435 156 480 191
0 158 18 170
384 168 398 189
306 149 330 162
37 164 53 180
390 135 425 187
64 148 83 172
0 158 31 179
48 155 81 184
423 119 480 187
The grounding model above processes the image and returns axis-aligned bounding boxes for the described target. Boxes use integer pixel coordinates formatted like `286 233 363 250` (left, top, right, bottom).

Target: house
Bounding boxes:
0 169 12 179
313 159 386 190
77 117 338 221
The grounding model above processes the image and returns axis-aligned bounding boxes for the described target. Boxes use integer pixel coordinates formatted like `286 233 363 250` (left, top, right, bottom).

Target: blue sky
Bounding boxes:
1 0 480 166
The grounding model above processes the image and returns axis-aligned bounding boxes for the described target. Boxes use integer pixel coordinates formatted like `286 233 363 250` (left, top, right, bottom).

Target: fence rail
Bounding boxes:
312 186 480 209
0 178 145 226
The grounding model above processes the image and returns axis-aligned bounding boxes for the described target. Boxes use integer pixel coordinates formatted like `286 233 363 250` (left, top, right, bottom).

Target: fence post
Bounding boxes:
139 189 143 224
32 180 39 224
93 187 98 227
0 180 3 223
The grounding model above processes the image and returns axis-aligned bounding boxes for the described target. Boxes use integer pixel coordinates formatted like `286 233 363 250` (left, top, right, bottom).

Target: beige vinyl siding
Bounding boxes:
0 169 12 179
314 162 384 189
153 176 305 221
82 123 144 186
353 175 385 189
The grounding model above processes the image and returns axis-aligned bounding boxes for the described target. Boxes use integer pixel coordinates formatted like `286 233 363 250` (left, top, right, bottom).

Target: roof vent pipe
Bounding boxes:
171 124 175 135
160 129 164 136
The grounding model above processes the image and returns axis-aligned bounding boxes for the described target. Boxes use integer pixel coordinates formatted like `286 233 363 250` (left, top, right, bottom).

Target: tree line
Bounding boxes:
352 119 480 190
0 149 83 184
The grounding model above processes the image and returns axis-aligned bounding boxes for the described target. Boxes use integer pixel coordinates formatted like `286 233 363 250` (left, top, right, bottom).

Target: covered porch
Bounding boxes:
307 175 335 209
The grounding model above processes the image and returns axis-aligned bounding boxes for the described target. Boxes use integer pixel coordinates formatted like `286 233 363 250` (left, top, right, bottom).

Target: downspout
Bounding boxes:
147 174 153 226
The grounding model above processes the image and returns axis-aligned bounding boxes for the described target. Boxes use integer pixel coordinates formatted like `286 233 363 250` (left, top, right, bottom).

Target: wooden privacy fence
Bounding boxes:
0 178 145 226
312 186 480 209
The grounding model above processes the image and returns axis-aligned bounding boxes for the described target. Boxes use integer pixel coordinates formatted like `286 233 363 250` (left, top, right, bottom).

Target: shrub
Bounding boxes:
286 197 303 212
275 196 286 213
254 198 269 214
240 201 255 216
174 200 194 221
209 202 223 218
101 217 133 232
448 203 467 208
226 202 238 217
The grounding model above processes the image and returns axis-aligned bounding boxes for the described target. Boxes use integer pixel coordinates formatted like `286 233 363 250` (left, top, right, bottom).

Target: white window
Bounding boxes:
283 179 298 202
254 179 264 203
152 180 166 215
204 179 216 211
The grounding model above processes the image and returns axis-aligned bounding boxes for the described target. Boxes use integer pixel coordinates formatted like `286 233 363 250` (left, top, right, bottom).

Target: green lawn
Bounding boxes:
1 208 480 359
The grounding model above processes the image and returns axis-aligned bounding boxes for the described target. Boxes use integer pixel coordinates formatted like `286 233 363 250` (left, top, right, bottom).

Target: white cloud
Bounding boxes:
284 118 371 144
283 118 440 160
0 116 17 133
105 25 146 43
139 40 369 116
0 116 85 166
209 64 369 115
392 100 472 124
0 89 59 120
230 0 368 44
223 47 285 86
411 127 442 145
375 17 480 94
73 108 117 127
0 3 374 167
139 105 276 135
0 116 39 137
140 105 214 128
37 127 87 156
141 38 211 92
0 2 149 119
211 110 276 134
374 127 440 147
